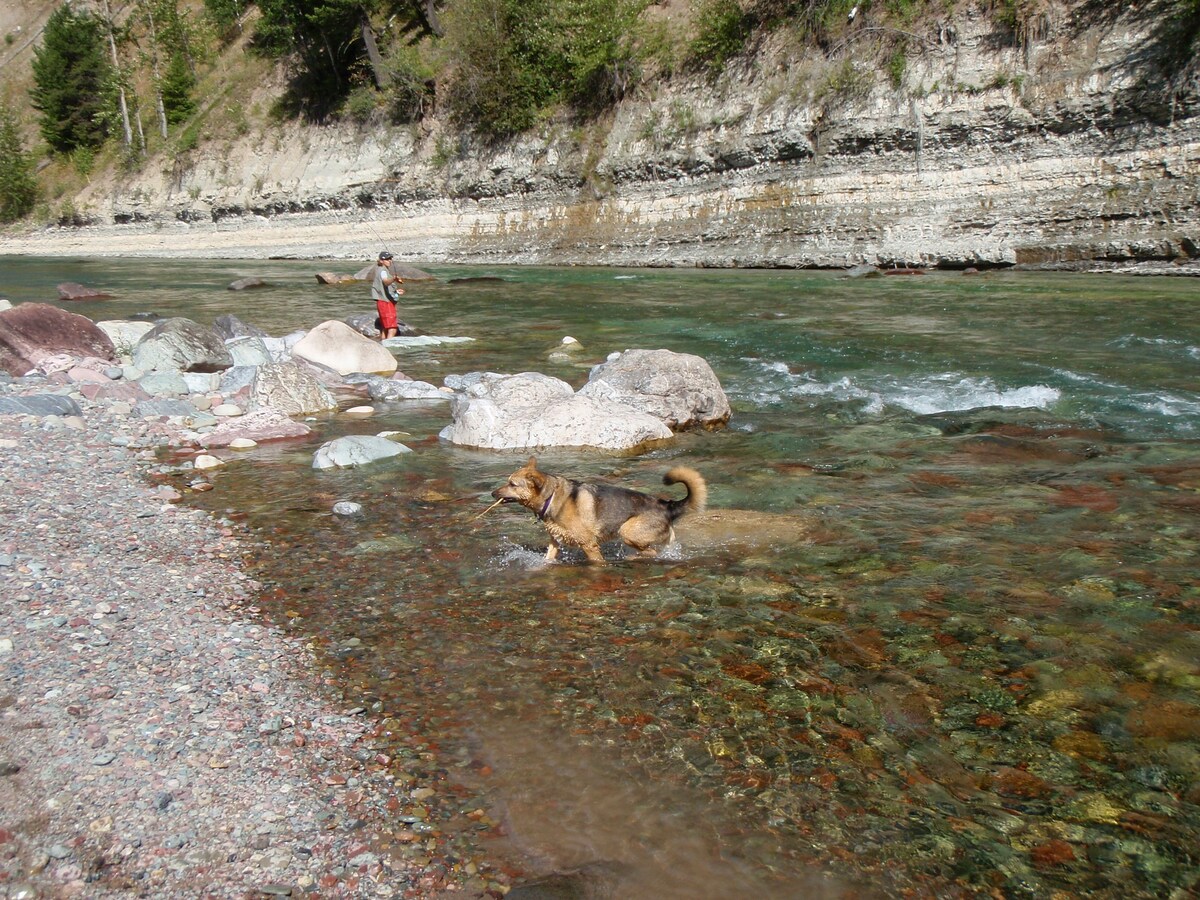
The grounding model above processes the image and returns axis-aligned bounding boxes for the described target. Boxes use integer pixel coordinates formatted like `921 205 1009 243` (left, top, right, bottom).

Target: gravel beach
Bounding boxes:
0 379 469 897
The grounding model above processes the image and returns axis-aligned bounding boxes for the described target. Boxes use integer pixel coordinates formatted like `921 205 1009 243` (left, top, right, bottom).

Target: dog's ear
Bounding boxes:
526 456 538 470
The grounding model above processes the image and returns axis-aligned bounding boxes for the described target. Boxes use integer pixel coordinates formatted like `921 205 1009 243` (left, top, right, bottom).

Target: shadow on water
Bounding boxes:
7 257 1200 895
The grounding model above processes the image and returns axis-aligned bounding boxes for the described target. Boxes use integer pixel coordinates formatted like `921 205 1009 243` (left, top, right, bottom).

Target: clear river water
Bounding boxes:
4 257 1200 897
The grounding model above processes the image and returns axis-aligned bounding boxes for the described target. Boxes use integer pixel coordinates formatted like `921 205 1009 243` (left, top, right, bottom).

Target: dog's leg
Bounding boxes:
582 543 606 565
544 541 561 562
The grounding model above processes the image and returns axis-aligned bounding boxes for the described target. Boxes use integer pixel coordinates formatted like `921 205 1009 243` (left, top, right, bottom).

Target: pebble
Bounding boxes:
0 389 436 897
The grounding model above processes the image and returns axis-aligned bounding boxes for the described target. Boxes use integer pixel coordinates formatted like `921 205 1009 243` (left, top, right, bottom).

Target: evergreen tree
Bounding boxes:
0 104 39 223
161 51 197 124
30 4 112 153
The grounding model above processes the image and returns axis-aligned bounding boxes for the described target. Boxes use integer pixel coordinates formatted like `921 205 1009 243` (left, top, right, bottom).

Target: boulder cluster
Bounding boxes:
0 301 731 474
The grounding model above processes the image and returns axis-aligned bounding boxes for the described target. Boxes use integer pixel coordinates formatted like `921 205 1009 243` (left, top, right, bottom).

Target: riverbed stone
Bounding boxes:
439 371 673 450
226 335 272 367
313 434 412 469
249 362 337 416
292 320 398 376
579 348 731 430
132 317 234 373
0 303 117 377
196 409 313 447
96 320 155 358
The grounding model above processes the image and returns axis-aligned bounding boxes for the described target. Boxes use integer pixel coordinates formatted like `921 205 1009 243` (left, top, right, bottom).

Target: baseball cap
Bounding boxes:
379 251 393 260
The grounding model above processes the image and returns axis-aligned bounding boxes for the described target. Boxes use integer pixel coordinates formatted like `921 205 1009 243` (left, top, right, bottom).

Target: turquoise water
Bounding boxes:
5 257 1200 896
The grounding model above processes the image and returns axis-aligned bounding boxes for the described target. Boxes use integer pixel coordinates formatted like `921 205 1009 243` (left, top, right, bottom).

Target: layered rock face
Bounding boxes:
67 2 1200 268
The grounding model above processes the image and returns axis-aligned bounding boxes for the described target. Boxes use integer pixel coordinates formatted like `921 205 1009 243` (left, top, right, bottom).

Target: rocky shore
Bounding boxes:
0 380 477 896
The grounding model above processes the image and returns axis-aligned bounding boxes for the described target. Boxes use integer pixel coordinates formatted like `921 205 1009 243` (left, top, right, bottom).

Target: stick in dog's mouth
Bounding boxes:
472 497 507 520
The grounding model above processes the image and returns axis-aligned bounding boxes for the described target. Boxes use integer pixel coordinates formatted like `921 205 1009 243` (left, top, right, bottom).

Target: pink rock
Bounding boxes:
67 366 112 383
57 282 114 301
197 409 312 448
0 304 116 377
77 382 150 402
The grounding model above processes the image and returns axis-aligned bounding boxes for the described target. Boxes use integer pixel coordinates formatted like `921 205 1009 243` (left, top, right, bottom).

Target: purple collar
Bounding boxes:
538 493 554 519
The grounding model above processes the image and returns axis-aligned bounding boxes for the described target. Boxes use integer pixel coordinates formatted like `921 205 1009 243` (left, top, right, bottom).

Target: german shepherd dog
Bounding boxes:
491 457 707 564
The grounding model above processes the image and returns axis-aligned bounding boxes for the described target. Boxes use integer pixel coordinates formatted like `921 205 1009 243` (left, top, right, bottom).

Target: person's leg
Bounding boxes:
376 299 398 340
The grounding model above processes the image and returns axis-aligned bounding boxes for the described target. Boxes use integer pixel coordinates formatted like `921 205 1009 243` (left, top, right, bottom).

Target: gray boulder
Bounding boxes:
579 349 731 430
365 376 450 402
438 371 673 451
225 335 272 367
132 317 233 373
313 434 412 469
0 394 83 417
249 361 337 416
137 370 189 398
213 314 269 341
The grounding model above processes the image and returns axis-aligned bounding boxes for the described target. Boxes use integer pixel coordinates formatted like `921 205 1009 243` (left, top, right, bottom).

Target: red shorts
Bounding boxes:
376 299 398 331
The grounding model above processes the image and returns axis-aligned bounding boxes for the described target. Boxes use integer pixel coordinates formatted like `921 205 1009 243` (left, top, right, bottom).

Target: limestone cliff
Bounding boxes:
21 1 1200 268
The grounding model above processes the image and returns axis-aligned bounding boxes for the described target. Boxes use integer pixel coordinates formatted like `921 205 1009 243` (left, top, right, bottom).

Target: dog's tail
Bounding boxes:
662 467 707 520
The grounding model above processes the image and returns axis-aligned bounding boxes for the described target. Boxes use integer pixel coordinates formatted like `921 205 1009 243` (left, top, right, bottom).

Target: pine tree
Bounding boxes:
30 4 112 153
161 51 197 124
0 104 39 222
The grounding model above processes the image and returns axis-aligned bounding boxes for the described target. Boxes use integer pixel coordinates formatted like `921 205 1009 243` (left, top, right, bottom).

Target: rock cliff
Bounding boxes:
15 1 1200 268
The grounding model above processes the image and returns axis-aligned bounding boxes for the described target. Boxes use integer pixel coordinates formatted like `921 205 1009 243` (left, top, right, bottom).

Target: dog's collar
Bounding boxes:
537 492 554 520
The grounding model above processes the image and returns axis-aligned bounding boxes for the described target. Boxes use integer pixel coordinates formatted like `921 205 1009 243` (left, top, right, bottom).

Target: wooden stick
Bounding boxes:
472 497 505 520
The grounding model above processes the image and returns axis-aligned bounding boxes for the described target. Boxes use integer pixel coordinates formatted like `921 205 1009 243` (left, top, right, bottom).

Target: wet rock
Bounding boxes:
57 282 113 300
228 277 271 291
196 409 312 447
313 435 411 469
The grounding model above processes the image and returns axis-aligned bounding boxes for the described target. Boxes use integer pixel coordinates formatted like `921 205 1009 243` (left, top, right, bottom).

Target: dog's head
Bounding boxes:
491 456 546 509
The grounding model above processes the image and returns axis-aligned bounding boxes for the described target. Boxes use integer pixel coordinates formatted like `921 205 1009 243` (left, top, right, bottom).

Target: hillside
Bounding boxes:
2 0 1199 268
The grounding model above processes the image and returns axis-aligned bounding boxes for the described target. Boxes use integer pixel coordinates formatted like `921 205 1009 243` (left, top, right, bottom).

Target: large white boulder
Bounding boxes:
439 372 673 451
292 320 398 376
579 348 731 429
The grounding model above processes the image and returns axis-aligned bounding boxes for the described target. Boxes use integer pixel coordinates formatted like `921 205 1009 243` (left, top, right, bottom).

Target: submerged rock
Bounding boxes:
312 434 412 469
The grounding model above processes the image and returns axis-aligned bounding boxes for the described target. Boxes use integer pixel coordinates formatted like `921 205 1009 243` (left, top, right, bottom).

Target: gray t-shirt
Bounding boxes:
370 263 394 301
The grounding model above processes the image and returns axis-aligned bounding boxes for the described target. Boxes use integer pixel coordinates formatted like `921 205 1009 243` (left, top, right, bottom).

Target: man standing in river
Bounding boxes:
371 250 405 340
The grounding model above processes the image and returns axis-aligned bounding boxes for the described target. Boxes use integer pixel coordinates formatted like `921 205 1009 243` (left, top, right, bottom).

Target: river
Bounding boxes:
4 257 1200 897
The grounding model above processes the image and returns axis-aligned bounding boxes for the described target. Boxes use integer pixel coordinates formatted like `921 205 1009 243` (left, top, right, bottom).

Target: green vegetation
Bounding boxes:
688 0 753 78
0 105 40 222
2 0 1195 226
30 5 112 153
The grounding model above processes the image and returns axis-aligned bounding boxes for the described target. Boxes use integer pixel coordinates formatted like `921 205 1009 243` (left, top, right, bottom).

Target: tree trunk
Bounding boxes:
147 5 169 138
102 0 134 150
421 0 444 37
361 13 388 89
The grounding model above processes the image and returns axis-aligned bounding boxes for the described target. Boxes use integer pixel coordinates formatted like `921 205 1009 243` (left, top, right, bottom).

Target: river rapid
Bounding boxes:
5 257 1200 897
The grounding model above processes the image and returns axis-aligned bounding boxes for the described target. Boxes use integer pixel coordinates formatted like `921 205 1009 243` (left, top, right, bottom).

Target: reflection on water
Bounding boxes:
6 257 1200 895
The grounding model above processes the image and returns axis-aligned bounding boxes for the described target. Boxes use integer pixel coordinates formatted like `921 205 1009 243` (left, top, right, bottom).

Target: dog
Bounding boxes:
491 457 707 564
